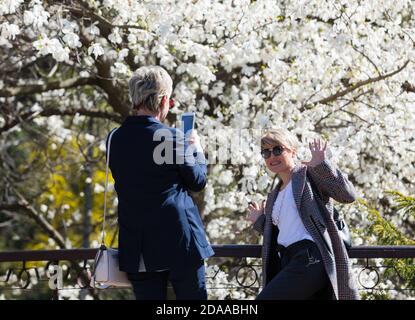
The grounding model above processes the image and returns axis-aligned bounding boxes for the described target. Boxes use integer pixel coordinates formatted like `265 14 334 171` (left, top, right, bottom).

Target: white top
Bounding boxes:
271 180 314 247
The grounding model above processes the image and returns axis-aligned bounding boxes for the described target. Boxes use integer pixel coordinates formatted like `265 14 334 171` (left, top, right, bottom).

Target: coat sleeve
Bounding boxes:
252 214 266 234
307 159 357 203
177 153 207 192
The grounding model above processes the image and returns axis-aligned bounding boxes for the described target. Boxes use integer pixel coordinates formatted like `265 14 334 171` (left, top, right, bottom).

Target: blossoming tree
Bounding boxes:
0 0 414 299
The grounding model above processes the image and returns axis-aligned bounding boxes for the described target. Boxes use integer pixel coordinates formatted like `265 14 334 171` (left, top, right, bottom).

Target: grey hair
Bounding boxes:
128 66 173 113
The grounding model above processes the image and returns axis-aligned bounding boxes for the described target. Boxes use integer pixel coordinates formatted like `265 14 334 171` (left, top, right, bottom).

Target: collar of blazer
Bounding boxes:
123 115 161 125
265 164 307 217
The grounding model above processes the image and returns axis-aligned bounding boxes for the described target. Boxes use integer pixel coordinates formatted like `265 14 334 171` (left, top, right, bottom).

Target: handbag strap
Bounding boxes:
101 128 119 246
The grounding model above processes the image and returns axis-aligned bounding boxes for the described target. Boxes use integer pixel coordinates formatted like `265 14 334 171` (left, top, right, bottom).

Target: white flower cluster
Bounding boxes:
0 0 23 15
0 22 20 43
23 3 50 29
33 36 69 62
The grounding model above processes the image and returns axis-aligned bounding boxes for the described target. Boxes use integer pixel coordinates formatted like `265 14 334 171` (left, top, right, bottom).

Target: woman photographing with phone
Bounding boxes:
247 129 359 300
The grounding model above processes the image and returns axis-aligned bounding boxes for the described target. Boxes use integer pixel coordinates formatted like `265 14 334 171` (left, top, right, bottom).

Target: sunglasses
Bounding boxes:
261 145 284 159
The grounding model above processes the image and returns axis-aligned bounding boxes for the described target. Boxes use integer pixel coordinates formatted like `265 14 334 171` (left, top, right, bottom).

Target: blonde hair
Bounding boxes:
128 66 173 113
261 128 300 152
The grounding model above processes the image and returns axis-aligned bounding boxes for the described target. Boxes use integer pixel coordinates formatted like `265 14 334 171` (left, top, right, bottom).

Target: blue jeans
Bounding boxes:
127 260 207 300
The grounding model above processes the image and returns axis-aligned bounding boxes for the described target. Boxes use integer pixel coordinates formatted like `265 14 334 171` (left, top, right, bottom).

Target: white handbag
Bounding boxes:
90 128 131 288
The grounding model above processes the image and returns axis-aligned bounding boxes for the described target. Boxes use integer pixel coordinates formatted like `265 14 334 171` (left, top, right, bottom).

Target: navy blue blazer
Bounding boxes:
107 115 214 274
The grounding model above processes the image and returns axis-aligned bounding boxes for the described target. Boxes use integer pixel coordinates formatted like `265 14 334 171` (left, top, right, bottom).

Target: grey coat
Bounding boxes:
253 160 359 300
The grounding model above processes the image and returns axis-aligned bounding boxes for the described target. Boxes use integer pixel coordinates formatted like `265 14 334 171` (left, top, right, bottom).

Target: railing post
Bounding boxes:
52 287 59 300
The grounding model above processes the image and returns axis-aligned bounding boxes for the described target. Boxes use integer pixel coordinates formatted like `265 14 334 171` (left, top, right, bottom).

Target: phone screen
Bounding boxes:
181 113 195 136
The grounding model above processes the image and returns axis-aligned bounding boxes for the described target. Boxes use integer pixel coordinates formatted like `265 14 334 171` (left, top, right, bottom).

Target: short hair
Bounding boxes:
128 66 173 113
261 128 300 151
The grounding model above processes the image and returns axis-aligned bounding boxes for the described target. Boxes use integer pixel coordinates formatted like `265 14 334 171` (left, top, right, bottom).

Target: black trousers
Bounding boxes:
256 239 330 300
127 259 207 300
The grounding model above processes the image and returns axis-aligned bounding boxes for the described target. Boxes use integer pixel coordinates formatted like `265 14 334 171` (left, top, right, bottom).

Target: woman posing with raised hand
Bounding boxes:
247 128 359 300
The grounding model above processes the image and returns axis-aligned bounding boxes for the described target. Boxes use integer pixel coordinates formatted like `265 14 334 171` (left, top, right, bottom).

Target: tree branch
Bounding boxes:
0 77 97 98
94 59 131 117
304 60 410 109
41 107 123 123
351 42 382 76
402 81 415 93
69 8 131 118
66 1 149 73
0 107 122 134
314 89 373 128
0 191 66 249
65 5 152 36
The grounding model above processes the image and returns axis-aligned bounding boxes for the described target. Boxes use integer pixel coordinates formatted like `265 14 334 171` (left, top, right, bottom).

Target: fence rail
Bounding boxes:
0 245 414 300
1 245 415 262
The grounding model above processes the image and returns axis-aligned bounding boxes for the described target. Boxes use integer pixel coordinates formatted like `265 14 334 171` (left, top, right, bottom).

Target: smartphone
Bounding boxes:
181 112 195 136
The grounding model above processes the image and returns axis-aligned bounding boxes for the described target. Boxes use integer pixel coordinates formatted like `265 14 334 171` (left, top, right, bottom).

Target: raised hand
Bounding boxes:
246 200 266 224
301 138 327 167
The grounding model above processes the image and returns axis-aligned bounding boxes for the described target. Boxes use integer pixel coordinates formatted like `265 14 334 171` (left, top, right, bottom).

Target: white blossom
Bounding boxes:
218 170 234 186
23 5 50 29
0 0 23 15
0 22 20 40
63 32 81 48
94 184 105 194
88 42 105 59
111 62 130 76
86 23 100 37
108 28 122 44
33 36 69 62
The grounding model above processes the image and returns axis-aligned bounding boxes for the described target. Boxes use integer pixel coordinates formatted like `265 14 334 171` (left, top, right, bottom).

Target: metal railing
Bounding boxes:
0 245 414 299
